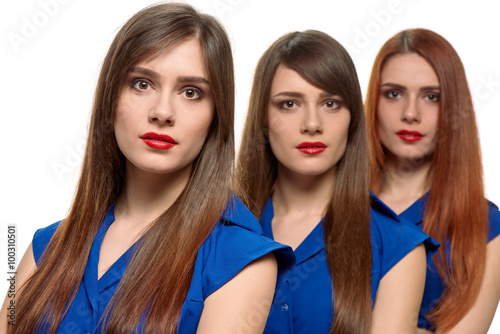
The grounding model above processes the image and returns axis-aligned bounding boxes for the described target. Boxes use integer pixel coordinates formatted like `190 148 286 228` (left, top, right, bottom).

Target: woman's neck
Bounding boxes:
114 163 191 227
272 164 334 217
378 155 432 214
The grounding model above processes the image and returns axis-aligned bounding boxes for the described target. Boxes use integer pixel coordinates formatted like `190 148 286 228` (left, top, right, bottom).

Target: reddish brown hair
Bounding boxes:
365 28 488 330
234 30 372 333
13 3 234 333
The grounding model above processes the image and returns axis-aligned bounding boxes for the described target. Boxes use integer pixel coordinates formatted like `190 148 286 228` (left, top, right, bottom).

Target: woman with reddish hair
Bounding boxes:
365 28 500 333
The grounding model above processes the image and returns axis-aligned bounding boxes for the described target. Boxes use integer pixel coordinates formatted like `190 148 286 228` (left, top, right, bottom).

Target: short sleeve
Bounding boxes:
32 221 61 264
487 201 500 242
371 209 439 279
198 221 293 299
178 219 294 333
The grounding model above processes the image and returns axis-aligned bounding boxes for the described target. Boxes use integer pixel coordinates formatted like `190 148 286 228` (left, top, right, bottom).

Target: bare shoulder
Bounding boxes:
443 235 500 333
372 244 426 334
197 253 278 334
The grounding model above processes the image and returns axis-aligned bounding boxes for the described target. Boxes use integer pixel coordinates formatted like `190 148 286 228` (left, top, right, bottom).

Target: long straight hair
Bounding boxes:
234 30 372 334
365 28 488 330
13 3 234 333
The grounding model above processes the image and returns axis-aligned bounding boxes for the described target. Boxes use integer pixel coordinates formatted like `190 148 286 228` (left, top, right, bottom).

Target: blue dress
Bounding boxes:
261 194 439 333
31 196 294 333
386 193 500 331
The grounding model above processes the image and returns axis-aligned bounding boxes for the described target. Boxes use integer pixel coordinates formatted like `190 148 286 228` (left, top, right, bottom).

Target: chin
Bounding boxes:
393 152 433 168
296 167 336 177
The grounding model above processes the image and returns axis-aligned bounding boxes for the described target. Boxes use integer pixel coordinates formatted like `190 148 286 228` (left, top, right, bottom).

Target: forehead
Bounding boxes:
135 38 207 77
381 53 439 86
270 65 324 95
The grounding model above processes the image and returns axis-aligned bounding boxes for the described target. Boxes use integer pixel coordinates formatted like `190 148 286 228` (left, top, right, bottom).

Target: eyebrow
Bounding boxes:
177 76 210 85
129 67 210 85
381 82 440 91
271 91 338 99
129 67 160 80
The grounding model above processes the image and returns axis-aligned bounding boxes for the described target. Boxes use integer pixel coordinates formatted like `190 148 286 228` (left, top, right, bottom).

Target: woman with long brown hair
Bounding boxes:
0 3 292 333
365 28 500 333
235 29 437 334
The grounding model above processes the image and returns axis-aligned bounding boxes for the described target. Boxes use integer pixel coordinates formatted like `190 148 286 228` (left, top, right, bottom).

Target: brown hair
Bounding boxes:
234 30 372 334
13 3 235 333
365 28 488 330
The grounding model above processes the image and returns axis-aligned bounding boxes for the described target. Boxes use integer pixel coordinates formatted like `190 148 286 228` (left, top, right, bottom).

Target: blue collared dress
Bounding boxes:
379 193 500 331
31 196 294 333
261 194 439 333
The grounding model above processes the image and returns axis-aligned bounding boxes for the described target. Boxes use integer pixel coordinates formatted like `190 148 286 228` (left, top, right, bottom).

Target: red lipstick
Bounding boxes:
296 142 327 154
140 132 177 150
397 130 423 142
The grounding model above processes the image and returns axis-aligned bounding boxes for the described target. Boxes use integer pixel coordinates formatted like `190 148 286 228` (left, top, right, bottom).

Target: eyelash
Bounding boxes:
131 78 204 100
384 90 402 99
180 87 203 100
425 93 440 102
278 100 341 110
279 100 298 110
383 90 440 103
132 78 153 91
323 100 341 109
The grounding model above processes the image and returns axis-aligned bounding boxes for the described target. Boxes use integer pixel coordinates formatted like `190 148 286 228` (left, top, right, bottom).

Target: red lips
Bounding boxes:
296 142 327 154
396 130 423 143
140 132 177 150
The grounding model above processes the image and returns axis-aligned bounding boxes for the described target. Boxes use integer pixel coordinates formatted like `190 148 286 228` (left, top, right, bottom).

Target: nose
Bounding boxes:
300 105 323 134
401 98 420 124
149 93 175 126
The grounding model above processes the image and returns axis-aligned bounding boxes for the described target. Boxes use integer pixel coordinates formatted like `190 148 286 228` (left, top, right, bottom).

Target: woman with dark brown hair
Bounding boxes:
365 28 500 333
0 3 292 333
235 29 437 334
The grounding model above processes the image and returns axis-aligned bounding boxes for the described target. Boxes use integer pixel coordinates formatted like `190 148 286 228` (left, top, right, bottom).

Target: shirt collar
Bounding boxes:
261 196 324 265
399 192 429 225
83 205 116 321
370 191 401 222
220 195 263 234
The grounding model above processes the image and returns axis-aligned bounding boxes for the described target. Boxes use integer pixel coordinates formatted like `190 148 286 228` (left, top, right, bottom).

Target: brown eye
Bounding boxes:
280 101 297 109
426 93 440 102
132 79 152 91
181 88 201 99
384 90 401 99
324 100 340 109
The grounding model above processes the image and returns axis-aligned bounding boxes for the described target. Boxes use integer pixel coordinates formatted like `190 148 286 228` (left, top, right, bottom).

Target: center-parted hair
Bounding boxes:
234 30 372 334
365 28 488 331
13 3 234 333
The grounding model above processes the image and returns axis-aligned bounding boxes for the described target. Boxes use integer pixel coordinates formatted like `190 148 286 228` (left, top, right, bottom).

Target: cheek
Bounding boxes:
113 109 133 145
267 112 288 150
189 108 215 142
375 105 393 137
333 116 351 153
114 96 136 131
268 113 288 135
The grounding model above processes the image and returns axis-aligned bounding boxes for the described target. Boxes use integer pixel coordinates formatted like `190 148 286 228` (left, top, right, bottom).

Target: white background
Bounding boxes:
1 0 499 331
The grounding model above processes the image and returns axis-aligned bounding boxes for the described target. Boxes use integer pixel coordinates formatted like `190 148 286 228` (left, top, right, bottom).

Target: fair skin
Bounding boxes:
377 53 500 334
1 38 277 334
268 65 426 333
377 53 439 213
268 65 350 250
